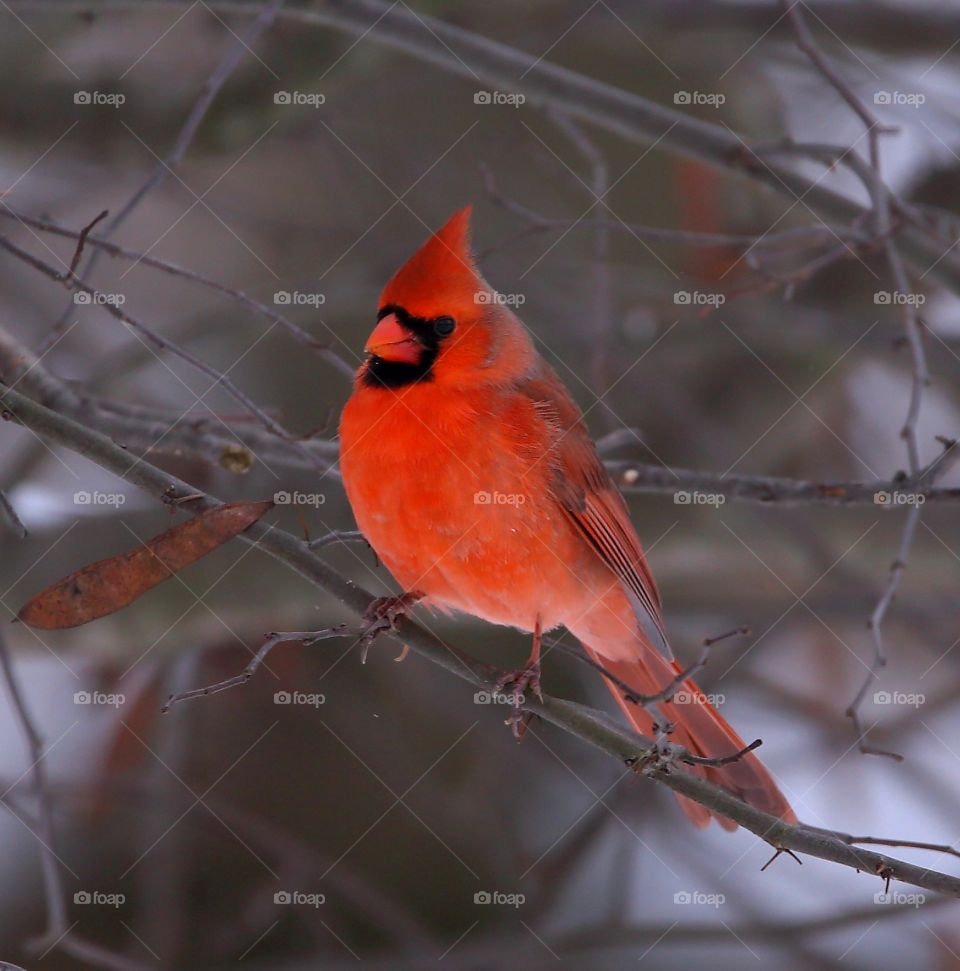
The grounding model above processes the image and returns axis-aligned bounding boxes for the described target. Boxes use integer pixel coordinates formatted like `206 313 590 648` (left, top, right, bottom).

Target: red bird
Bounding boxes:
339 207 795 828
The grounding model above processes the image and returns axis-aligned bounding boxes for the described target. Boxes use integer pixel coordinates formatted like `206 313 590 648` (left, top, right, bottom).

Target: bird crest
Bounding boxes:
379 206 490 319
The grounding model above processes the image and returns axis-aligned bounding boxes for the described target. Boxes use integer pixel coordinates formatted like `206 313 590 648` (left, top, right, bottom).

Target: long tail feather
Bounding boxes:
580 642 796 829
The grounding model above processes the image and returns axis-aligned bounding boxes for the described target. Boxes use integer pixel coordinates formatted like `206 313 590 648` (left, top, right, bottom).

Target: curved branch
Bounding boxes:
3 383 960 898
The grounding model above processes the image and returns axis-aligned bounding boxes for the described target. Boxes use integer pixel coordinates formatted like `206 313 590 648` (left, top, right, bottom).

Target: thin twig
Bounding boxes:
480 161 859 254
802 824 960 862
162 627 350 711
308 529 367 550
0 488 27 538
783 0 937 761
66 209 108 280
781 0 897 171
547 627 748 725
0 234 329 472
547 636 711 708
845 502 923 761
683 737 763 768
0 205 352 379
609 446 960 505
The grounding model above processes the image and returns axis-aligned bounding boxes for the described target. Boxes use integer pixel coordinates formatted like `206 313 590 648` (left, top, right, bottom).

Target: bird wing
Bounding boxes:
517 365 672 659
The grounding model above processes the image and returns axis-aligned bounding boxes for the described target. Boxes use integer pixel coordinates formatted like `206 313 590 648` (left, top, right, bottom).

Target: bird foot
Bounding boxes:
360 591 424 662
494 660 543 702
494 660 543 740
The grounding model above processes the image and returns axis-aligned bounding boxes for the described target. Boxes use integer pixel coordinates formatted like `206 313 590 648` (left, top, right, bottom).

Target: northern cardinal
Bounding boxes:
339 207 795 828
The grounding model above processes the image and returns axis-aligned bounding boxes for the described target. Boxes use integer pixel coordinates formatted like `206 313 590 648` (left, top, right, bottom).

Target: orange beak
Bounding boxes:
365 312 422 364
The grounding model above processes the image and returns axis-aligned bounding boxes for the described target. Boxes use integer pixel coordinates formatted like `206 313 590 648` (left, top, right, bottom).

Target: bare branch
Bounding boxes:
162 627 350 711
66 209 108 280
4 383 958 896
802 824 960 862
29 0 960 291
782 0 939 761
308 529 367 550
845 501 923 762
609 457 960 505
480 162 860 254
545 635 711 708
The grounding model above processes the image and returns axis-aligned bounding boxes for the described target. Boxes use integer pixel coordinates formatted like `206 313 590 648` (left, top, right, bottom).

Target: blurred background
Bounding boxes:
0 0 959 967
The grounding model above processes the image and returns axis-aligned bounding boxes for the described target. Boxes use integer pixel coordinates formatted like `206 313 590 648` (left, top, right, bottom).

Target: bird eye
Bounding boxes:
433 316 456 337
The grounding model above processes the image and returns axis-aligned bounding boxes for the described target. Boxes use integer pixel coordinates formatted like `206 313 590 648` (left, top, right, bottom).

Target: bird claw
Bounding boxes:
494 660 543 740
494 660 543 702
504 708 536 740
363 590 423 627
360 591 423 663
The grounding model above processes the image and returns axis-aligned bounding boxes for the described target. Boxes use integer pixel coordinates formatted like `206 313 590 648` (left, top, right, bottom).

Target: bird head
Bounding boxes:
360 206 534 389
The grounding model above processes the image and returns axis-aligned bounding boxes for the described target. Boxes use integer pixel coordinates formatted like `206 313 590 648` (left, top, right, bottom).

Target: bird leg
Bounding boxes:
359 590 424 662
494 614 544 739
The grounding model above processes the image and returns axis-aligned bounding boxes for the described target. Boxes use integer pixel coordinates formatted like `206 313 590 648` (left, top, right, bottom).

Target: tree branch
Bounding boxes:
780 0 937 761
25 0 960 291
3 382 960 897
